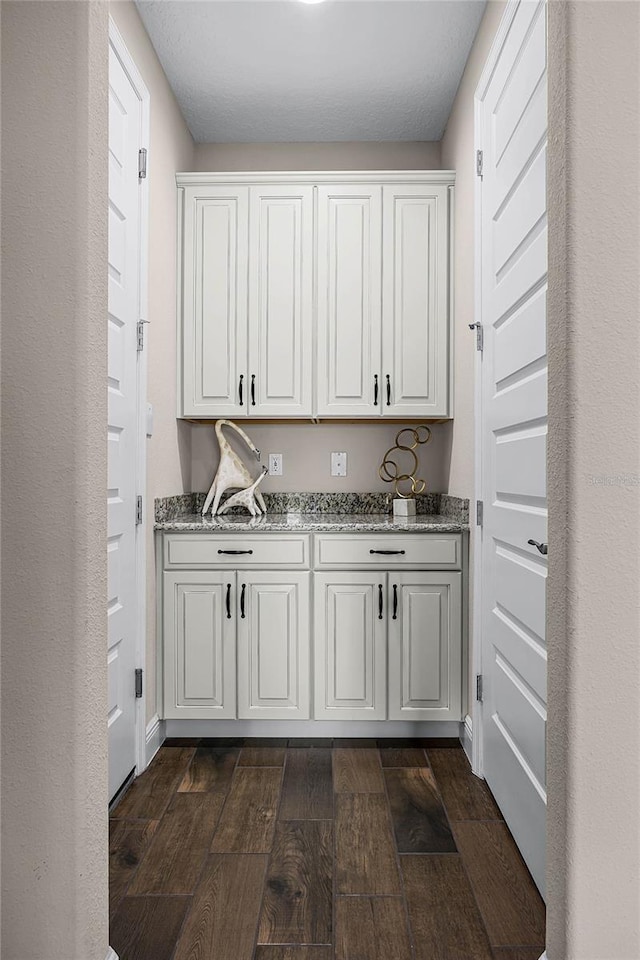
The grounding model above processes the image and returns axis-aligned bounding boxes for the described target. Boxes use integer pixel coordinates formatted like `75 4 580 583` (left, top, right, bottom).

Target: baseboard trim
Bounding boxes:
106 948 119 960
460 714 473 763
145 714 165 766
164 719 462 739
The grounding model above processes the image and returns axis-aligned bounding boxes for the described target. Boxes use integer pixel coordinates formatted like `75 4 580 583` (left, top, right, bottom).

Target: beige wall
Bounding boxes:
191 422 451 496
109 1 194 723
1 2 109 957
439 1 506 709
193 140 442 172
547 3 640 957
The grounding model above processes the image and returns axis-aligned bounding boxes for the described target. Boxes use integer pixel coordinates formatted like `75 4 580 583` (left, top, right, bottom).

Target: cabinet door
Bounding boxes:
181 186 248 417
314 573 387 720
316 185 382 416
382 184 451 417
237 572 310 719
388 573 462 721
248 186 313 417
163 571 237 719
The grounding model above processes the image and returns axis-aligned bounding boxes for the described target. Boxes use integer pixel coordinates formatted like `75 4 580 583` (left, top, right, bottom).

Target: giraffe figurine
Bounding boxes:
202 420 268 517
217 467 268 517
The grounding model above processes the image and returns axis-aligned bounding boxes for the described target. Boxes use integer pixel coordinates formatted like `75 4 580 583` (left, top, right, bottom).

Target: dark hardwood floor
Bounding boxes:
110 738 545 960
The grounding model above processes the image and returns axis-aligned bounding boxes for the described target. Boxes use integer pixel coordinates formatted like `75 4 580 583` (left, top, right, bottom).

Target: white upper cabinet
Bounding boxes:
181 186 249 418
178 173 454 419
382 184 451 417
248 186 314 417
316 185 382 416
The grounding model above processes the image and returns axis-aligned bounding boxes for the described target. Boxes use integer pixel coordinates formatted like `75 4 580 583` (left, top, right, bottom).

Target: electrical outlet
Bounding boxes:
331 452 348 477
268 453 283 477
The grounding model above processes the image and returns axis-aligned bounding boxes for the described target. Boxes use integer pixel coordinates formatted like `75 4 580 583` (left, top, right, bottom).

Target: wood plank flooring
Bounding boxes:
110 738 546 960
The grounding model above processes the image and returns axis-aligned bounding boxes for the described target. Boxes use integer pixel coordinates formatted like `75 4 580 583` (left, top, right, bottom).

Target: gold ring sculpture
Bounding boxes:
378 425 432 499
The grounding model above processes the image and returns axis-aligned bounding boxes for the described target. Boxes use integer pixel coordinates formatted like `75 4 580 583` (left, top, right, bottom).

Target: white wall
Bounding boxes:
546 3 640 957
193 140 442 172
1 2 109 956
109 0 195 723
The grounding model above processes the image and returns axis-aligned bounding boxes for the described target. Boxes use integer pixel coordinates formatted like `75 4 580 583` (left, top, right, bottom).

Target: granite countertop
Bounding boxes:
155 512 468 533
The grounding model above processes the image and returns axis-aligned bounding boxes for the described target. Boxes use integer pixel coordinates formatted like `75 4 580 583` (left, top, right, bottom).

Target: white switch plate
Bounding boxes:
268 453 283 476
146 402 153 437
331 452 348 477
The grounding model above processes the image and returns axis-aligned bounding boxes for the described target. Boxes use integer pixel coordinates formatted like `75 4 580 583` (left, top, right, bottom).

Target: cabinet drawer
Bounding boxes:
164 534 310 569
314 534 462 570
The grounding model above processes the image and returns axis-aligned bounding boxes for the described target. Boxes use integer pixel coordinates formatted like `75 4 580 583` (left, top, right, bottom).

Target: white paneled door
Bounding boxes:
476 0 548 895
108 27 148 801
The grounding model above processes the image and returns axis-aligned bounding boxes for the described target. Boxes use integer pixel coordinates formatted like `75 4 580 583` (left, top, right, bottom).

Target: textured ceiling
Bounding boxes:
135 0 486 143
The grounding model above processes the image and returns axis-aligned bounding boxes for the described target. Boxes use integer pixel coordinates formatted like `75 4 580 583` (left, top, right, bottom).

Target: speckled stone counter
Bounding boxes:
155 491 469 532
155 512 468 534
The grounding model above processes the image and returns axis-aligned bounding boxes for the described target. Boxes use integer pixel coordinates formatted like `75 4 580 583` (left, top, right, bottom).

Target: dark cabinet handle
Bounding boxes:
373 374 379 406
370 549 405 556
239 374 244 406
240 583 246 619
251 374 256 406
378 584 383 620
217 549 253 555
392 584 398 620
527 539 548 556
386 374 391 406
225 583 232 619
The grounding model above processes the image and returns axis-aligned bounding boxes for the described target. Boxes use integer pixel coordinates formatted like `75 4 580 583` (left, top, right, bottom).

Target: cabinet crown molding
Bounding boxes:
177 170 456 187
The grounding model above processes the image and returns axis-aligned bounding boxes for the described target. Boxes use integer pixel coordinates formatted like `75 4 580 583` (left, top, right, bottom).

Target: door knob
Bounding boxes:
527 539 548 556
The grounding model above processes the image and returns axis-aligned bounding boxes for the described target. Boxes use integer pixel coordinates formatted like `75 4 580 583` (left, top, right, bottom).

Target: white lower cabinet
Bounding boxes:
388 573 462 721
237 572 311 720
163 571 237 719
314 571 462 721
160 533 464 725
314 573 387 720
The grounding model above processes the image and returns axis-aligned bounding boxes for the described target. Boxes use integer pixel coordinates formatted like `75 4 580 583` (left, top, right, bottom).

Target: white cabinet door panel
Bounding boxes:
388 573 462 721
248 186 313 417
181 186 248 417
238 572 310 719
163 571 236 719
314 573 387 720
316 185 382 416
382 184 451 417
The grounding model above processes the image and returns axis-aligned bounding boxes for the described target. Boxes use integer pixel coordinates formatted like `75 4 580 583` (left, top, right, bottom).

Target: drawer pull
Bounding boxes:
378 583 383 620
217 549 253 555
369 549 406 555
251 374 256 406
225 583 232 619
240 583 246 619
373 374 379 406
386 374 391 406
238 374 244 406
392 584 398 620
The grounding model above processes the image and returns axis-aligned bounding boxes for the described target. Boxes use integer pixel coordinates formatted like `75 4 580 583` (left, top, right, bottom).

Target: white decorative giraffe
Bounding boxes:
217 467 268 517
202 420 267 517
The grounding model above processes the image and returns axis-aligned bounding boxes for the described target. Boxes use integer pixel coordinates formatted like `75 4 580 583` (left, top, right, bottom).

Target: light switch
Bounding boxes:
268 453 283 476
146 402 153 437
331 452 347 477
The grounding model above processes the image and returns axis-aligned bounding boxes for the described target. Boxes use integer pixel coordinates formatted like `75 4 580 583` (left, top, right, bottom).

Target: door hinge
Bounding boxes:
137 319 149 352
138 147 147 180
476 149 483 178
476 674 484 702
136 495 143 525
135 668 143 699
469 322 483 352
476 500 484 527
